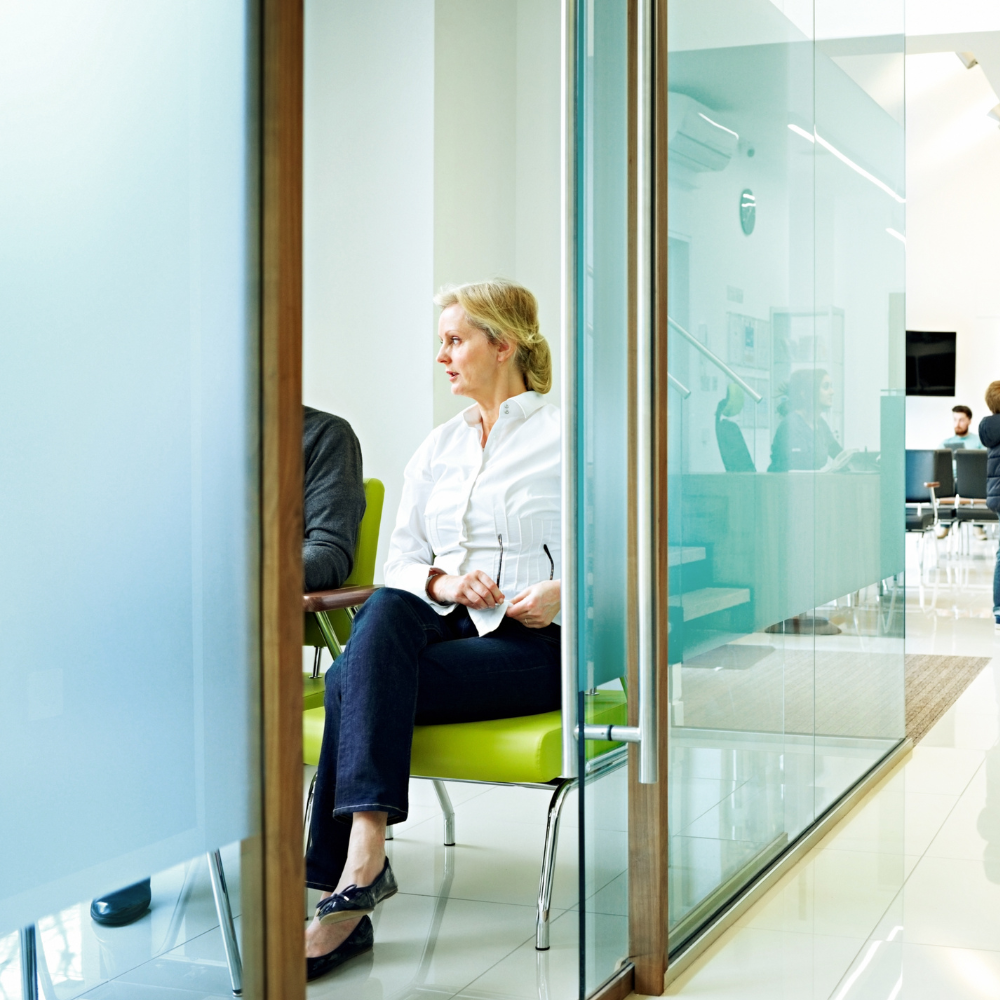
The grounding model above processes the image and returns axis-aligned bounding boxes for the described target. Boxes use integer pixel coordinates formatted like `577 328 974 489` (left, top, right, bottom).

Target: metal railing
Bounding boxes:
668 314 763 403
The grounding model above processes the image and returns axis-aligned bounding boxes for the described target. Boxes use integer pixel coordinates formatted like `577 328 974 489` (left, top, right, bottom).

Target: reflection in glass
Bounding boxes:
666 0 906 950
0 846 243 998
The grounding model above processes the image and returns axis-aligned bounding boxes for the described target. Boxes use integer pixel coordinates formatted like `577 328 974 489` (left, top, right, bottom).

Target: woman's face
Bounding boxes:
436 304 508 399
819 375 834 410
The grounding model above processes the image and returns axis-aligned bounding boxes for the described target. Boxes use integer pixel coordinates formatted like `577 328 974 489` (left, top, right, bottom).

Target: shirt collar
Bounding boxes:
462 391 546 426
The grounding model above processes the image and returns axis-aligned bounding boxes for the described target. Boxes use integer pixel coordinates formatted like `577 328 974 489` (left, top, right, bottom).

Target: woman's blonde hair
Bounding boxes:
434 279 552 394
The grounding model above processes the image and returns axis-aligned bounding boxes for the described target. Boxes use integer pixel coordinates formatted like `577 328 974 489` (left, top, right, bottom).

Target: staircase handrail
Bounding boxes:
667 315 763 403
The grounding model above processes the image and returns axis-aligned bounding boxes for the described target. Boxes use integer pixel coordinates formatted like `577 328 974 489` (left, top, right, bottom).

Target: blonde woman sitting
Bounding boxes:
304 279 562 980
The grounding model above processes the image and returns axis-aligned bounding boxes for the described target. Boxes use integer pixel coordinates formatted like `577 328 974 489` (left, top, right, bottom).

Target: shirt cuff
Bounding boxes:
392 562 455 611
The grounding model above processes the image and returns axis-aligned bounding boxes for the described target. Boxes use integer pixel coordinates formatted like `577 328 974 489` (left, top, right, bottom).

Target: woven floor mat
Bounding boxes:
905 653 992 744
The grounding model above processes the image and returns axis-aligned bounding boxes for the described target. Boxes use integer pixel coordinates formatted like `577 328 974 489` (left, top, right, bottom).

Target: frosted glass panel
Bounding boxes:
0 1 258 932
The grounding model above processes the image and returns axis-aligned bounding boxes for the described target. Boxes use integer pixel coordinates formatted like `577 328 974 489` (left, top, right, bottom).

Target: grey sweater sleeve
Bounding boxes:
302 407 366 592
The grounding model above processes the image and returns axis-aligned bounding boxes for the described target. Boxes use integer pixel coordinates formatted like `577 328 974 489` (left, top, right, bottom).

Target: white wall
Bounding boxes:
433 0 562 426
303 0 436 580
905 47 1000 447
304 0 562 577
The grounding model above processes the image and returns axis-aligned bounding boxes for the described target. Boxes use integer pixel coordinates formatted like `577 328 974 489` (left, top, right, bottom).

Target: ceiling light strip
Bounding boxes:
788 123 905 204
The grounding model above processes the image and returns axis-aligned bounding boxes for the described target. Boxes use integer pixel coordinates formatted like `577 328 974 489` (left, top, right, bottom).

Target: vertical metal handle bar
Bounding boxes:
636 0 658 784
559 0 579 780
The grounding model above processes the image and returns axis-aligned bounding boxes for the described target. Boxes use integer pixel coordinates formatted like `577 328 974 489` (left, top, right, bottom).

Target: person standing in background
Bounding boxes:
943 405 984 453
978 384 1000 628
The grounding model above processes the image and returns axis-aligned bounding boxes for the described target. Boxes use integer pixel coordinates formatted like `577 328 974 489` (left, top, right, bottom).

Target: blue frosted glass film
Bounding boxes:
0 1 258 933
666 0 905 948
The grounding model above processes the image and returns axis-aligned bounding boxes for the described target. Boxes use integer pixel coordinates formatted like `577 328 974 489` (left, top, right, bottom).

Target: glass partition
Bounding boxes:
665 0 905 951
0 1 259 991
576 0 631 994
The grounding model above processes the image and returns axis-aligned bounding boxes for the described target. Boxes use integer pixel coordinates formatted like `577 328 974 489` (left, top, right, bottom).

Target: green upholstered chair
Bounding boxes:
301 640 627 949
303 477 385 711
299 476 627 950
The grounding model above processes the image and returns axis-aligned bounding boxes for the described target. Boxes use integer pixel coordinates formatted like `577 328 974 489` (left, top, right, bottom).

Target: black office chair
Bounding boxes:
715 396 755 471
905 449 942 529
906 449 949 566
954 449 998 546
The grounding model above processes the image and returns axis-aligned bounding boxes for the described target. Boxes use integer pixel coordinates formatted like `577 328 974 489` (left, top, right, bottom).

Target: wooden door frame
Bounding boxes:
241 1 306 997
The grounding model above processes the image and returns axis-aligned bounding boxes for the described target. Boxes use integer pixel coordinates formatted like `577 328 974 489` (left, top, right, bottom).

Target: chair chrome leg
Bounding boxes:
19 925 38 1000
208 851 243 997
432 780 456 846
536 779 575 950
314 610 343 659
303 769 318 855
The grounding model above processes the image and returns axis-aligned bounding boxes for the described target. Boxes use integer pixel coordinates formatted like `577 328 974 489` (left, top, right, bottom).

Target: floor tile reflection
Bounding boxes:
659 537 1000 999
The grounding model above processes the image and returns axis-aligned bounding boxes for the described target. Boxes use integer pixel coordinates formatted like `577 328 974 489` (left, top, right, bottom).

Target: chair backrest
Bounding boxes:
905 449 936 503
715 415 755 472
933 449 955 497
304 477 385 650
343 478 385 587
955 449 988 499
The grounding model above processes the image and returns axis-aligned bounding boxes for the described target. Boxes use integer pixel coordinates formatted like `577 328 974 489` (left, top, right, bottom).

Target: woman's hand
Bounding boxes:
506 580 560 628
427 570 504 609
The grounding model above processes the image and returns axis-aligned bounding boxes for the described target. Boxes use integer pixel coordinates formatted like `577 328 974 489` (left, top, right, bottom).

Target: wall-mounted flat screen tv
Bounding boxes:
906 330 956 396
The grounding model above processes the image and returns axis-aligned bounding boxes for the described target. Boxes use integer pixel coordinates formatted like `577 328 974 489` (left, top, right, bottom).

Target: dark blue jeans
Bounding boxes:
305 586 561 891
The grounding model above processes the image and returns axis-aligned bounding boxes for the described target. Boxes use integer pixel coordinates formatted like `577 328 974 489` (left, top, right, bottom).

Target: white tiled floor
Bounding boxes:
656 533 1000 1000
0 771 627 1000
0 843 244 1000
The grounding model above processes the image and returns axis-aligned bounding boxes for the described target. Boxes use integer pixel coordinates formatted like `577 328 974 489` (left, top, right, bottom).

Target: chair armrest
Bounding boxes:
923 481 940 489
303 584 381 613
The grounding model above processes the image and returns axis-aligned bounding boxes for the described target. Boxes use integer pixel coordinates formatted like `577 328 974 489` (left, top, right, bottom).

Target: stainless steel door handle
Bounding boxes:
635 0 658 785
576 0 658 785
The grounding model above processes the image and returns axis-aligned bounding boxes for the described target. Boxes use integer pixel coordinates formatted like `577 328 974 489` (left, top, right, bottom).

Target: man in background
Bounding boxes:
943 404 984 452
90 407 365 927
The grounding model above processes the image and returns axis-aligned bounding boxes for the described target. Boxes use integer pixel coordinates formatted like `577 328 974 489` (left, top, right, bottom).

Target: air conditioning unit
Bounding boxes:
668 92 738 173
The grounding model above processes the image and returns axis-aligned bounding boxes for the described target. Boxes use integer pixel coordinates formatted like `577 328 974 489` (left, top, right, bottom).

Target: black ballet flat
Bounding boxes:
306 915 374 982
90 879 152 927
316 858 398 924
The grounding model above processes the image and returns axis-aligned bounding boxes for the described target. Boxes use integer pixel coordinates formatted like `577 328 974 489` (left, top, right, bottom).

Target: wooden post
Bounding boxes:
243 1 305 997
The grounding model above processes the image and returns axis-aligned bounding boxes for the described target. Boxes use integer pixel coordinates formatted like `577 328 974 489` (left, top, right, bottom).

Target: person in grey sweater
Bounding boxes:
303 406 366 591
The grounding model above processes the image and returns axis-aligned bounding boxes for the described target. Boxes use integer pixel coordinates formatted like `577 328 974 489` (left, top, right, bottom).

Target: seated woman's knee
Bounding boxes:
351 586 426 637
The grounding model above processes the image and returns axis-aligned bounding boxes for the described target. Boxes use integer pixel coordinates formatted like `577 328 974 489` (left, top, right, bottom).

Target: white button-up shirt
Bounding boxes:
384 390 561 635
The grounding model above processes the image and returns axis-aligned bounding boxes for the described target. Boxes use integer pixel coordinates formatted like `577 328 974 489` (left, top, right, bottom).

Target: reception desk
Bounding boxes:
677 470 903 631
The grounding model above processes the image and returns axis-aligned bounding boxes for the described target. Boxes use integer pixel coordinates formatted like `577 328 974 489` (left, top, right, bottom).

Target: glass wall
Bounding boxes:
577 0 631 994
665 0 906 950
0 1 258 993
